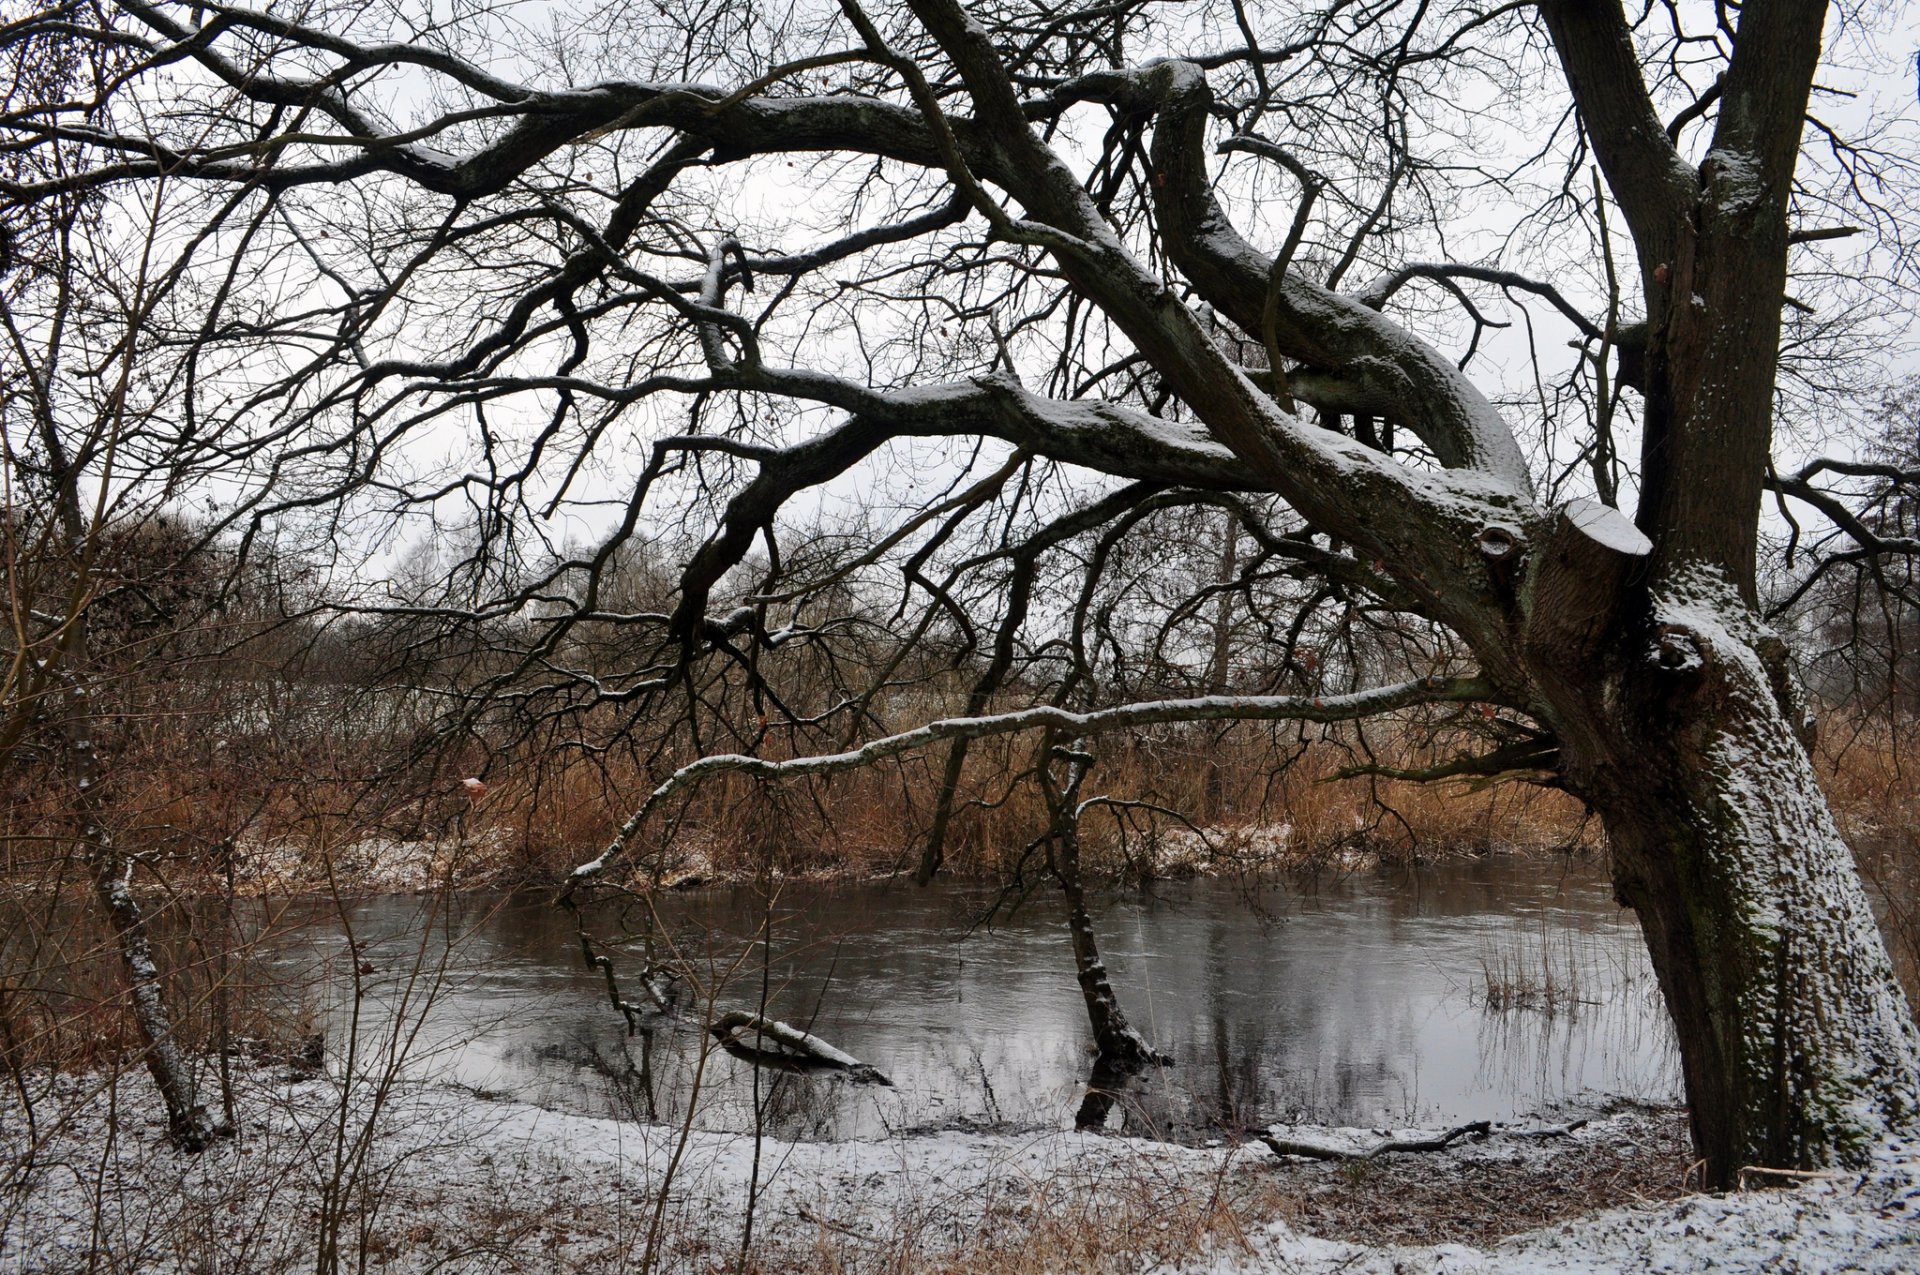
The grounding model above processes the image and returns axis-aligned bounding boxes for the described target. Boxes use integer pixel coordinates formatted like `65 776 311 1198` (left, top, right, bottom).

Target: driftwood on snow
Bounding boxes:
1260 1119 1492 1162
708 1010 894 1086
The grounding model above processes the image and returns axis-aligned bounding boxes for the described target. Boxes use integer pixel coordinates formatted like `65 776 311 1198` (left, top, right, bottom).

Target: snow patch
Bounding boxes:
232 830 516 894
1564 498 1651 557
6 1072 1914 1274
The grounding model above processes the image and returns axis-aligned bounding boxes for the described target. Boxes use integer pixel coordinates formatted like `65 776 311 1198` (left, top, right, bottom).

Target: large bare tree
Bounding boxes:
5 0 1918 1183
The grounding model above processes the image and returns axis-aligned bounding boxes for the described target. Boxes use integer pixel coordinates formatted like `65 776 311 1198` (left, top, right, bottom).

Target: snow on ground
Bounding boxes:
1140 821 1389 876
1173 1143 1920 1274
230 831 521 894
4 1066 1915 1273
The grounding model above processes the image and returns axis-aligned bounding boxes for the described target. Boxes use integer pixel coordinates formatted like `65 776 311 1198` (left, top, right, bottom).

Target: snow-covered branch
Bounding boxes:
566 674 1494 885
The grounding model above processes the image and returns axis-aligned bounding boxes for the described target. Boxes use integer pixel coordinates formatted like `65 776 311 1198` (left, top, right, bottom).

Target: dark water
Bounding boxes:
279 855 1678 1140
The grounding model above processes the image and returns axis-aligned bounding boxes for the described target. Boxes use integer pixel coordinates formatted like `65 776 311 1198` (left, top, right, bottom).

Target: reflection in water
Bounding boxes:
262 856 1678 1141
528 1030 660 1123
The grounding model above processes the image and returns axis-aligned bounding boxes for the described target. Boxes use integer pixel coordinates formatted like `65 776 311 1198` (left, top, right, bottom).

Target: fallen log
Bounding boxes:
708 1011 894 1086
1259 1119 1492 1162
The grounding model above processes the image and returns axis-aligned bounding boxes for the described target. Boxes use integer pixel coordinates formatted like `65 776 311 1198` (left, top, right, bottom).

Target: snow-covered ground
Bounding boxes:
4 1066 1915 1273
229 831 520 894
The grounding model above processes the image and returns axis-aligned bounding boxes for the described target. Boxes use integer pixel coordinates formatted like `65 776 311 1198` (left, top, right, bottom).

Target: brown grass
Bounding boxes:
2 693 1911 894
5 688 1917 1036
1475 925 1590 1016
0 1065 1698 1275
1274 1107 1695 1250
1818 711 1920 1013
786 1157 1286 1275
5 697 1608 892
430 719 1605 887
744 1111 1692 1272
0 889 324 1075
385 1113 1697 1274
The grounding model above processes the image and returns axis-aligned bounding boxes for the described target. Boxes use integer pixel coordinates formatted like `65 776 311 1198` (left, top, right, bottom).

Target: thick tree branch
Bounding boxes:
566 675 1496 886
1132 63 1531 487
1536 0 1696 268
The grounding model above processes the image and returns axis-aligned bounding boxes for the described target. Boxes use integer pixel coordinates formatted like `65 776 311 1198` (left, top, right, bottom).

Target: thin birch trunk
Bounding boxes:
60 677 220 1150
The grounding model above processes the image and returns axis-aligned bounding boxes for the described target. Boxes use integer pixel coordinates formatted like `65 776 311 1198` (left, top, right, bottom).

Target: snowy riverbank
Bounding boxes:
4 1065 1914 1273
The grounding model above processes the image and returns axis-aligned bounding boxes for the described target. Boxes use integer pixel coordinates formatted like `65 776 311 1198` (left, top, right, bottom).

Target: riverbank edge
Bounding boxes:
4 1066 1915 1274
0 822 1605 902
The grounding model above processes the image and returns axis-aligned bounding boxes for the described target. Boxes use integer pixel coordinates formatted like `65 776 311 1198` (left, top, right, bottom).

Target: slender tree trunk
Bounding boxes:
30 414 220 1150
61 680 222 1151
1202 513 1238 822
1046 748 1167 1069
1055 818 1162 1066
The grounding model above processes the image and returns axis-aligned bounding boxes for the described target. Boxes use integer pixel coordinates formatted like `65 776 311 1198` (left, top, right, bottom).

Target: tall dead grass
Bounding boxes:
432 708 1602 884
1817 711 1920 1012
0 880 325 1078
788 1151 1287 1275
9 692 1916 893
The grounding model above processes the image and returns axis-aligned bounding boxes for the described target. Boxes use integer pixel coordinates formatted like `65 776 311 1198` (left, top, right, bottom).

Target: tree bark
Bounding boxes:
1520 521 1920 1184
26 382 222 1152
1583 597 1919 1181
1047 747 1168 1070
1202 512 1239 822
1057 827 1163 1068
61 680 223 1152
708 1011 893 1086
1527 0 1919 1184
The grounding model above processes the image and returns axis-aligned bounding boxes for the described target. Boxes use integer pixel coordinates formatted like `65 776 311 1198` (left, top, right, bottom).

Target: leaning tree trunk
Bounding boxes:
1503 0 1920 1172
1042 742 1167 1070
1054 813 1165 1069
1527 525 1920 1185
1593 589 1919 1181
60 678 222 1151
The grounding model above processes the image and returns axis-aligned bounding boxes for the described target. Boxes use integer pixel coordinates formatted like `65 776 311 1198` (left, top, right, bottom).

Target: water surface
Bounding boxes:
287 855 1678 1140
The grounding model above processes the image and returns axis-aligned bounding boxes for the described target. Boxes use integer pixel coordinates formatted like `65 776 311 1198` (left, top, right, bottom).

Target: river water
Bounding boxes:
279 854 1678 1141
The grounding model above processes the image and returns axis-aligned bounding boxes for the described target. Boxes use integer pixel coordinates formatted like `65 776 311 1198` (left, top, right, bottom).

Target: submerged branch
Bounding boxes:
709 1010 893 1086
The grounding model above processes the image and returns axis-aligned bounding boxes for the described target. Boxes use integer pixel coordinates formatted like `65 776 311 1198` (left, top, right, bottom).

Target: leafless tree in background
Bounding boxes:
1782 379 1920 709
1 15 233 1148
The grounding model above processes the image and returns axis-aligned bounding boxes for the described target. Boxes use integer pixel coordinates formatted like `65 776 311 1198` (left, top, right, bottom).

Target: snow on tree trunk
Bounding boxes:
1060 870 1164 1069
63 684 223 1152
1590 570 1920 1183
1050 751 1167 1070
1519 510 1917 1185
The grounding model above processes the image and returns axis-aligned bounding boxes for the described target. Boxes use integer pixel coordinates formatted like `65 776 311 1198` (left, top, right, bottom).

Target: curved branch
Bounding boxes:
1138 62 1532 488
1356 263 1606 344
1765 473 1920 558
567 674 1497 886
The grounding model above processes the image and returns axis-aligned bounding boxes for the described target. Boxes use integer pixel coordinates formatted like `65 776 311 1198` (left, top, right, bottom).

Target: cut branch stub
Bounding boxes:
1476 523 1524 596
1523 499 1653 668
1475 524 1519 562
